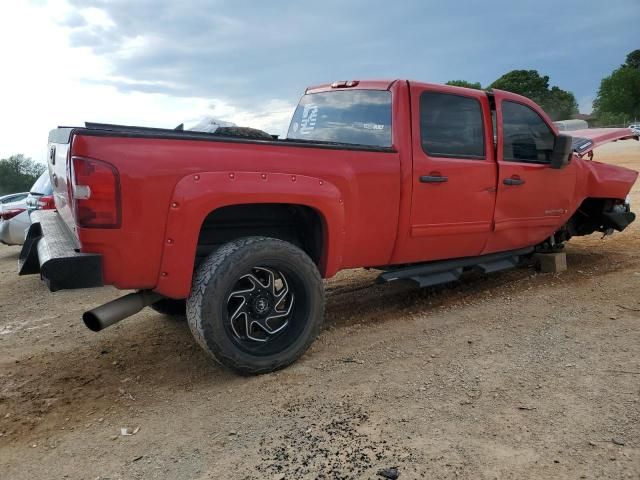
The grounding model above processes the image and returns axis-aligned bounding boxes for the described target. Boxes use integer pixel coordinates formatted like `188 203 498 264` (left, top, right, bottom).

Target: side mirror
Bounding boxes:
550 134 573 169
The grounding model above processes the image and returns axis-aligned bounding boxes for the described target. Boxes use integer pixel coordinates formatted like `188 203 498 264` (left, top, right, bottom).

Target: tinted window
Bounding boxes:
30 172 52 195
502 101 555 163
420 92 485 159
287 90 392 147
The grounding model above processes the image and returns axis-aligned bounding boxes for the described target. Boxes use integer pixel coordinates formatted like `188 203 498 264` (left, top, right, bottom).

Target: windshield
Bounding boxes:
287 90 392 147
30 172 52 195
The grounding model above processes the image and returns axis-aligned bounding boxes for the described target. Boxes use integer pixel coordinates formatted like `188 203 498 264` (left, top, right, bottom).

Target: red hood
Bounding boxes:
570 127 639 156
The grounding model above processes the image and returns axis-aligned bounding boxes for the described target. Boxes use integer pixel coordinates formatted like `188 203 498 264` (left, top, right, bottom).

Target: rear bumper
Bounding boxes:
0 211 30 246
0 220 9 245
18 210 103 292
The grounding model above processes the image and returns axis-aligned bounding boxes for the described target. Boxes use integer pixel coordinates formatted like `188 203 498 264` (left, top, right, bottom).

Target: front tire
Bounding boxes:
187 237 324 375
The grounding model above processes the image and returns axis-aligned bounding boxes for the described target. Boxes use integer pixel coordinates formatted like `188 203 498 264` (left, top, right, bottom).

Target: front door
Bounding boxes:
402 85 497 264
485 91 577 253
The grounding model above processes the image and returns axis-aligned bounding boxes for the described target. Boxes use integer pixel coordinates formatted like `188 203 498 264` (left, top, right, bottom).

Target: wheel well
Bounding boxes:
195 203 324 269
565 197 628 237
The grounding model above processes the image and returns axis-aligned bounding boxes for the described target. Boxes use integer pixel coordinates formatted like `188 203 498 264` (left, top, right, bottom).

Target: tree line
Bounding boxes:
446 73 579 121
0 154 46 196
592 50 640 126
446 49 640 125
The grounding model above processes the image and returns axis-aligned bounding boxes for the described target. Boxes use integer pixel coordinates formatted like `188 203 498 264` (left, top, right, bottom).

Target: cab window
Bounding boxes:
502 101 555 163
420 92 485 159
287 90 392 148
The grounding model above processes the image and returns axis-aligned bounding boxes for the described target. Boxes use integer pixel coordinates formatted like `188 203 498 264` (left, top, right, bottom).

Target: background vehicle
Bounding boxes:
1 192 29 206
2 173 55 245
0 210 31 246
553 119 589 131
0 193 29 245
630 124 640 136
25 171 54 214
20 80 638 374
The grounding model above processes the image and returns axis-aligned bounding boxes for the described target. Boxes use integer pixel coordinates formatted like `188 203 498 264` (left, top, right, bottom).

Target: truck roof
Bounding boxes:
305 79 498 97
305 79 398 93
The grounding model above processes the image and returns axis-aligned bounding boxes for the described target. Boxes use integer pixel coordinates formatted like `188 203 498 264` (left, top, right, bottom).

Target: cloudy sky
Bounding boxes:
1 0 638 163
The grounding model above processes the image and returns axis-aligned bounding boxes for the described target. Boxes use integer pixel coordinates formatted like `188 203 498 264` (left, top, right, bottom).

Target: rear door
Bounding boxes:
485 91 577 253
403 84 497 263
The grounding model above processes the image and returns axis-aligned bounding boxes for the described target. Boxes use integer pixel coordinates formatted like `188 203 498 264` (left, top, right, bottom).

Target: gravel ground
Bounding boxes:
1 141 639 479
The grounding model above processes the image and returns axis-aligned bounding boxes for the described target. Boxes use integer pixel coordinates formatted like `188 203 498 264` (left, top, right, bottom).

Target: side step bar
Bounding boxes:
377 247 534 288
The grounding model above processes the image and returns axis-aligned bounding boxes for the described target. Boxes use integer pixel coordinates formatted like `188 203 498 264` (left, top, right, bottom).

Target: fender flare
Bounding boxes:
155 171 346 298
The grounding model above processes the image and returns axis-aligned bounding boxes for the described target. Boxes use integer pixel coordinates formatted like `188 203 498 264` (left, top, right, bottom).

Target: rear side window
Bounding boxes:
287 90 392 147
502 101 555 163
420 92 485 159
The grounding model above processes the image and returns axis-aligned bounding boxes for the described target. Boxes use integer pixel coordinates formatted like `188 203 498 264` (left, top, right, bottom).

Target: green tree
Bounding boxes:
593 62 640 126
490 69 578 120
445 80 482 89
490 70 550 105
543 86 579 122
0 155 46 196
625 49 640 69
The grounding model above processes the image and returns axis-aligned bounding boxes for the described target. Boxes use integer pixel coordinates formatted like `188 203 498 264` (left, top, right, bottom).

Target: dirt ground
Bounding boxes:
1 141 640 480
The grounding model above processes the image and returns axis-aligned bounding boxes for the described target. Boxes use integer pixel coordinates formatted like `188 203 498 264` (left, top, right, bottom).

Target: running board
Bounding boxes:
377 247 534 288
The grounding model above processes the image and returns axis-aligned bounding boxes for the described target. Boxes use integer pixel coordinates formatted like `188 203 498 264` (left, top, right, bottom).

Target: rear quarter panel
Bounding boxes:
70 134 402 296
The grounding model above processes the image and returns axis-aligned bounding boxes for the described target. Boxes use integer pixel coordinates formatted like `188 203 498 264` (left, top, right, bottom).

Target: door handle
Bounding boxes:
503 176 525 186
420 175 448 183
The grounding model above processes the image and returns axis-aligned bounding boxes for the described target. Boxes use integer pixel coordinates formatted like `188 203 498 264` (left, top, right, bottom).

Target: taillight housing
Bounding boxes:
37 195 56 210
71 156 121 228
0 208 25 221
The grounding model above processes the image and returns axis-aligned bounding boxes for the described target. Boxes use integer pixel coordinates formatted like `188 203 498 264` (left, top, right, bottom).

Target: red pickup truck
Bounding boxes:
19 80 638 374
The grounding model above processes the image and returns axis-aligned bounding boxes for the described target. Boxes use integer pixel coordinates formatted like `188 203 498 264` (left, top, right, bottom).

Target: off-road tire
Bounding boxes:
214 126 273 141
150 298 186 316
187 237 324 375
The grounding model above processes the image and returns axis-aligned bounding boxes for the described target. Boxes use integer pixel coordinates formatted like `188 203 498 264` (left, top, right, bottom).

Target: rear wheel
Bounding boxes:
187 237 324 375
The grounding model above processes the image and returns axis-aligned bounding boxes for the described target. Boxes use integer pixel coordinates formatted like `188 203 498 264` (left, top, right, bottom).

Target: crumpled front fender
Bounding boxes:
582 160 638 200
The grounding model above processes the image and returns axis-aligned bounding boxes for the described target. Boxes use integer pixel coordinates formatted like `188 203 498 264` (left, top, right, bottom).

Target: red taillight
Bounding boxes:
37 195 56 210
71 156 121 228
0 208 25 221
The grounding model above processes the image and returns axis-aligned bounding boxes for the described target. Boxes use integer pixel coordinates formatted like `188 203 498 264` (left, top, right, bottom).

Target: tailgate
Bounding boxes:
47 128 78 237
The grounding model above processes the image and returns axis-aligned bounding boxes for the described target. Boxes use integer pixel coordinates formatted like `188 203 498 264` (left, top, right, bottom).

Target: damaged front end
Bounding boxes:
556 127 639 240
538 196 634 253
554 197 635 245
601 195 635 232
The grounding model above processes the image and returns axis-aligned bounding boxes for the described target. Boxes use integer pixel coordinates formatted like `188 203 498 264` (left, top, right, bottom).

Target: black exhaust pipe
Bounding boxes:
83 291 163 332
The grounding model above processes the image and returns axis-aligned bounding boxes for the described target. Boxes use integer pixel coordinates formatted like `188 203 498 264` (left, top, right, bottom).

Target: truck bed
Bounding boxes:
53 122 395 152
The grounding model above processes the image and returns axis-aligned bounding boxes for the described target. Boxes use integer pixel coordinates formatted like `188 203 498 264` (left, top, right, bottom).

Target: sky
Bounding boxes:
1 0 638 163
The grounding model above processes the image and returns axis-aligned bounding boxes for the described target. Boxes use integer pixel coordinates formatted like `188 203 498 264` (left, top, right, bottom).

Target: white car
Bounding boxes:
629 124 640 136
0 192 28 211
0 192 29 245
1 172 55 246
0 210 31 245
